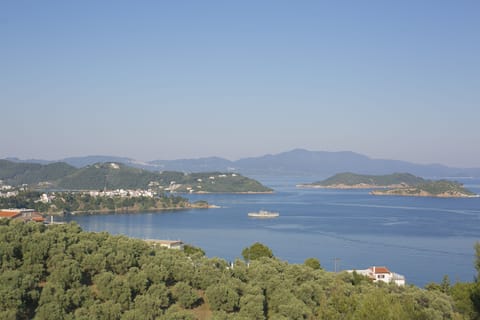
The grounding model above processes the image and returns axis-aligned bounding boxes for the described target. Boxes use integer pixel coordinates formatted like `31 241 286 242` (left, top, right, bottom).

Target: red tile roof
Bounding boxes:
370 266 390 274
0 211 21 218
0 210 45 222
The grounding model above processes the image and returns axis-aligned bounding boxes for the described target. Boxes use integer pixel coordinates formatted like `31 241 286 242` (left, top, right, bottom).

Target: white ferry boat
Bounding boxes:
248 210 279 218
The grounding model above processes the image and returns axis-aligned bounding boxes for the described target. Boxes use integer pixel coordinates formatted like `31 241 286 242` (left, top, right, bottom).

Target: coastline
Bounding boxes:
47 203 215 216
296 184 404 190
193 190 274 194
297 184 477 198
370 190 478 198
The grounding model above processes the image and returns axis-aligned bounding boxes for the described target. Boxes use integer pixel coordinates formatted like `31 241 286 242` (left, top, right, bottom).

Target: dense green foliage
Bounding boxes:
0 191 197 214
0 160 272 193
0 221 477 319
310 172 425 187
472 243 480 317
241 242 273 261
304 258 322 270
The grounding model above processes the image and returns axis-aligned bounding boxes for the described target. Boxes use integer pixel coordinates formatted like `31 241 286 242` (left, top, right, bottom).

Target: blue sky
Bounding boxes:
1 1 479 167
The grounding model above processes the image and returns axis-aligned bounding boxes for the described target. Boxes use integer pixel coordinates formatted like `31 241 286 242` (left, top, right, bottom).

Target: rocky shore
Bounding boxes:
371 189 478 198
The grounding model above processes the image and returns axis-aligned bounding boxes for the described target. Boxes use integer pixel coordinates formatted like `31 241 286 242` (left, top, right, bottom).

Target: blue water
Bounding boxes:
65 177 480 287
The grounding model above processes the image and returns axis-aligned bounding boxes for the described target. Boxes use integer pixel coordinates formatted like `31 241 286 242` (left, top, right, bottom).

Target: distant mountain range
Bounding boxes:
4 149 480 178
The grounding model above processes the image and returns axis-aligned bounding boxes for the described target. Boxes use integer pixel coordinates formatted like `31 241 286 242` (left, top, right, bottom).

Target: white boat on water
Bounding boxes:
248 210 279 218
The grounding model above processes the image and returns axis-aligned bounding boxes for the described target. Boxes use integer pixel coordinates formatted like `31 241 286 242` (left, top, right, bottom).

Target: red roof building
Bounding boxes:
0 210 22 219
347 265 406 286
0 209 45 223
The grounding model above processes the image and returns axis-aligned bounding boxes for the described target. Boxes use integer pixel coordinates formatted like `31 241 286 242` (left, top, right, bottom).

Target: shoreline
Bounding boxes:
47 203 216 216
193 191 274 194
370 190 478 198
296 184 400 190
297 185 477 198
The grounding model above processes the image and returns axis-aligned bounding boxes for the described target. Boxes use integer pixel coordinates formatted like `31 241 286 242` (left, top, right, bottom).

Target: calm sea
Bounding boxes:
65 177 480 287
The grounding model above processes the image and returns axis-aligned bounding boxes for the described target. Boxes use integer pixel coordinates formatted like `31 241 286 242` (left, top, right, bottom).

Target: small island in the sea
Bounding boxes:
298 172 477 198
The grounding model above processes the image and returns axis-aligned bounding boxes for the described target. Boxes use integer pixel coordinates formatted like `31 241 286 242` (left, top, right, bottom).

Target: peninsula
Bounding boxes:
0 160 273 194
298 172 476 198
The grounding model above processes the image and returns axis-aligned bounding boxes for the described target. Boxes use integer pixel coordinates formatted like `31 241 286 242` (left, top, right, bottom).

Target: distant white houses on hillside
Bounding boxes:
347 266 406 286
109 163 120 169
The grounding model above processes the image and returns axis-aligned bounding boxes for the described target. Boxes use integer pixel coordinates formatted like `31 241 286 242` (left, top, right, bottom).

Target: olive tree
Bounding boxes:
241 243 273 262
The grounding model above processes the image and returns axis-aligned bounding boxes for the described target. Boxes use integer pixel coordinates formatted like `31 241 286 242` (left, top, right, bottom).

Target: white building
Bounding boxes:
144 239 184 250
347 266 406 286
38 193 52 203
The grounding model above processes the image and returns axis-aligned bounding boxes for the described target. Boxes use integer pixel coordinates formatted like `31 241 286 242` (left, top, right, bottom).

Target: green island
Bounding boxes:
298 172 426 189
298 172 477 198
371 180 478 198
0 160 272 194
0 190 209 215
1 220 479 320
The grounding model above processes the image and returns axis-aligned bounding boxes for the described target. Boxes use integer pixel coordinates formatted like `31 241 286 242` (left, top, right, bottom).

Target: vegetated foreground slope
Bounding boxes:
0 220 478 319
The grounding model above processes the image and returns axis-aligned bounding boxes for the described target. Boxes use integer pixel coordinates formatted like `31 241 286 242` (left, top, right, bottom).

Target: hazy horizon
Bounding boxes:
2 1 479 167
3 147 480 169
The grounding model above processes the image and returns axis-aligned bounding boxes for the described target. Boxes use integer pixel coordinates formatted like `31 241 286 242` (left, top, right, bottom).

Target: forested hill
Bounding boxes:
299 172 426 188
1 220 478 319
0 160 76 186
0 160 272 193
57 163 272 193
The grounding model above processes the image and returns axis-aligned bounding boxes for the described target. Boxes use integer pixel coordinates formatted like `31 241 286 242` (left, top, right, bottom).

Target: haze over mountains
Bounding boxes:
5 149 480 178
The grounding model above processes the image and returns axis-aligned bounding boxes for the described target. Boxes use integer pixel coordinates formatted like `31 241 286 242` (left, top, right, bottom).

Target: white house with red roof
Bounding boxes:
347 266 406 286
